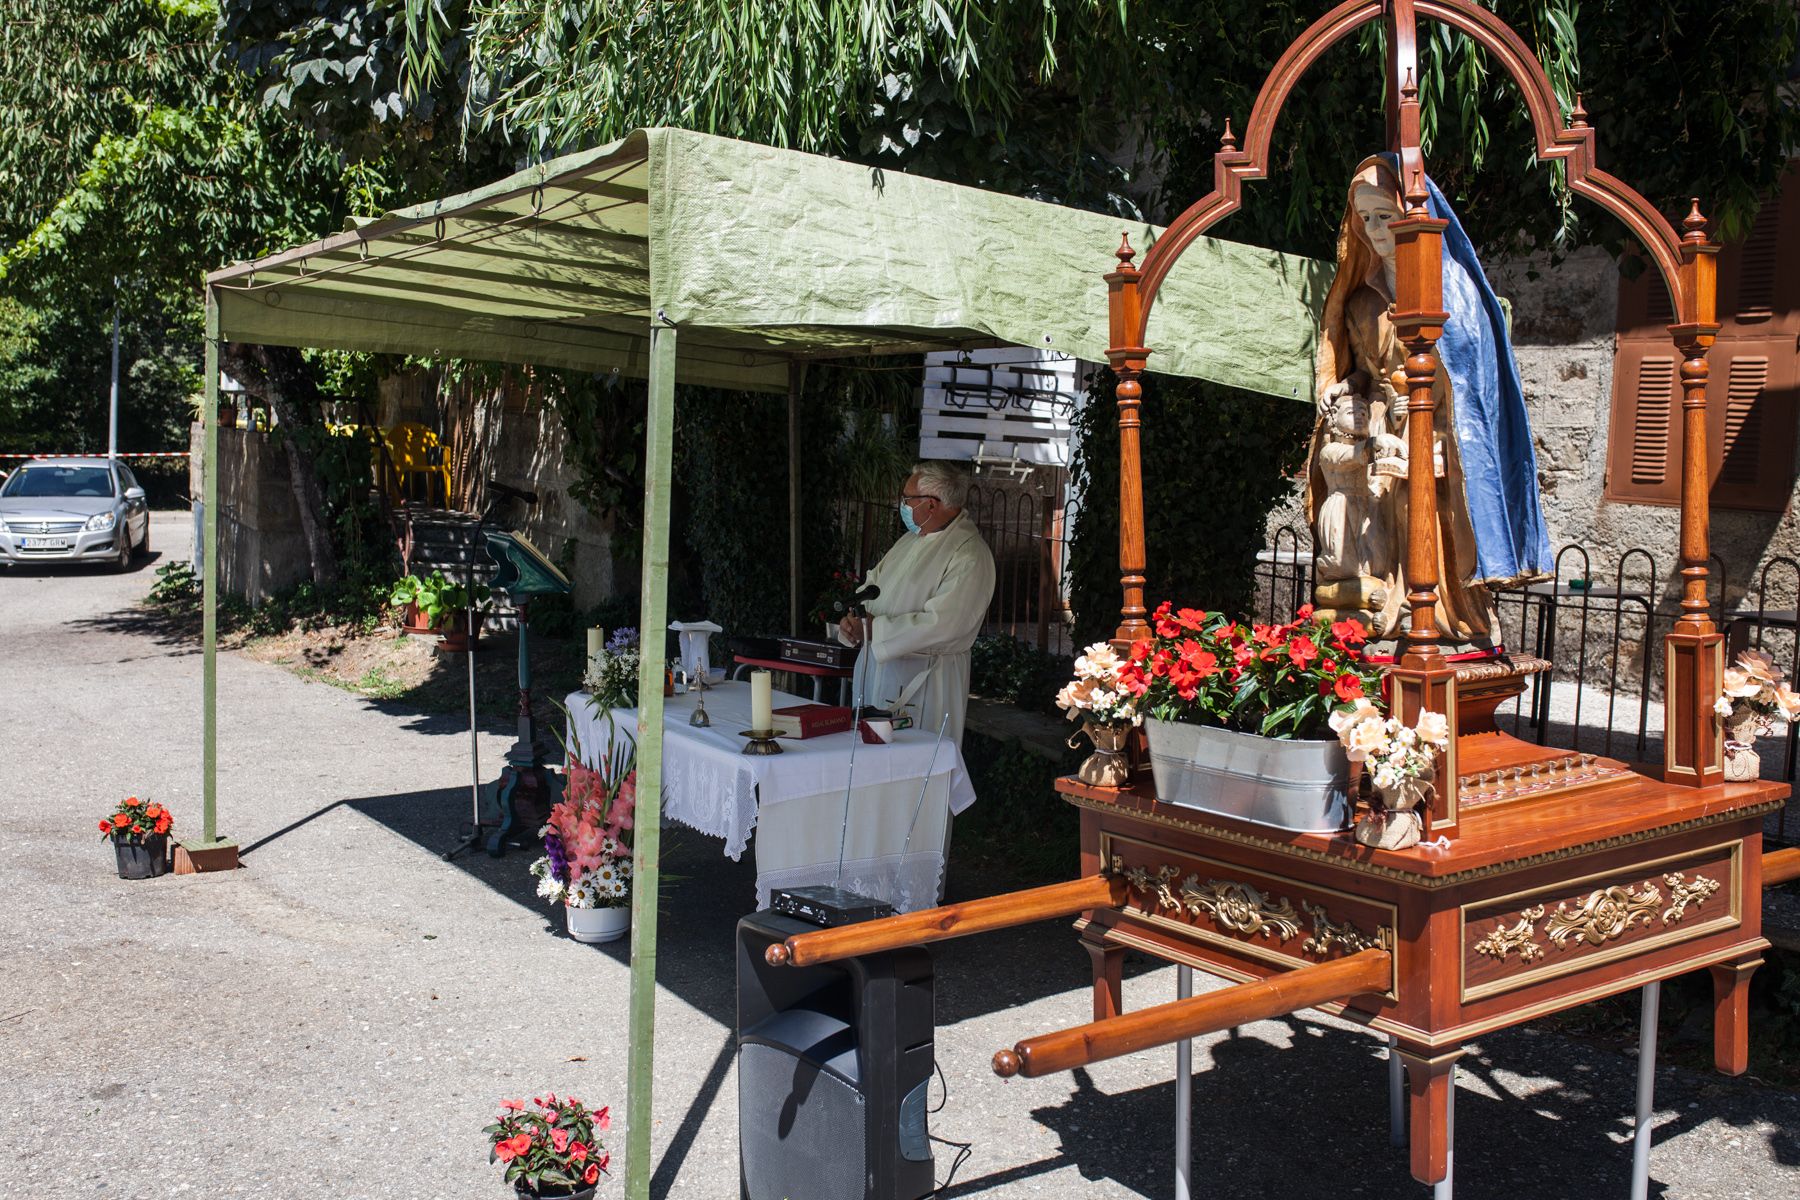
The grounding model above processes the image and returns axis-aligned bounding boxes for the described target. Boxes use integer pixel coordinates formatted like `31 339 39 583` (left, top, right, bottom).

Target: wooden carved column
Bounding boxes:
1106 235 1151 645
1665 201 1724 786
1388 170 1461 840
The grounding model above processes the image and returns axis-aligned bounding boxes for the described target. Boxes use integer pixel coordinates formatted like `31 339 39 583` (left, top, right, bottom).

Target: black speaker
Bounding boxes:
736 910 935 1200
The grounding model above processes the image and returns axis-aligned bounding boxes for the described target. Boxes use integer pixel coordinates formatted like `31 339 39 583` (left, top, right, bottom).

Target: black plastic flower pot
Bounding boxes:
513 1182 595 1200
113 834 169 879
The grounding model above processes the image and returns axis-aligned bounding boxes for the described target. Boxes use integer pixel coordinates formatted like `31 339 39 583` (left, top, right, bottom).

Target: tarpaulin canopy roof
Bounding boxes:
197 128 1333 1198
208 127 1327 397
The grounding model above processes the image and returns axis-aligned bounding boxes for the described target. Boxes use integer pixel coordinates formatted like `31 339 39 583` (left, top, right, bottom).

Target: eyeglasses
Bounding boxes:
899 492 938 505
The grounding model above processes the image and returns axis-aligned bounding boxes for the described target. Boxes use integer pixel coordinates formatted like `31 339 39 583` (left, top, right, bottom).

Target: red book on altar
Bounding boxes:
771 704 855 739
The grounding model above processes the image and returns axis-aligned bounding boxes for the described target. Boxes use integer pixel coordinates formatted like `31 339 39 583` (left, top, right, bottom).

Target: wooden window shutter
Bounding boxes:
1707 339 1798 511
1607 161 1800 509
1605 345 1683 504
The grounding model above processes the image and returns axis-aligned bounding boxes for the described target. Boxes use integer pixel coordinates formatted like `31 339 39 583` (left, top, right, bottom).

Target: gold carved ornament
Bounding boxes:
1473 906 1546 963
1110 857 1390 953
1662 872 1721 923
1475 872 1721 963
1543 883 1662 949
1179 877 1302 941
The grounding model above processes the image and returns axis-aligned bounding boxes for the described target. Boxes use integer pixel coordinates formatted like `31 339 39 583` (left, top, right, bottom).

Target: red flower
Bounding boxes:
569 1141 589 1163
1180 646 1218 679
494 1134 531 1162
1296 604 1315 620
499 1099 524 1112
550 1128 570 1154
1253 623 1286 648
98 819 113 834
1330 618 1367 646
1319 658 1337 675
1175 607 1207 632
1334 673 1364 702
596 1107 611 1132
1128 639 1152 664
1288 637 1318 669
1150 650 1174 679
583 1164 601 1186
1232 641 1254 667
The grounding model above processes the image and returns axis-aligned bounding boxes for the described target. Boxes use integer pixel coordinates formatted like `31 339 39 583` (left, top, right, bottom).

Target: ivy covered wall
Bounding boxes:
1066 370 1313 647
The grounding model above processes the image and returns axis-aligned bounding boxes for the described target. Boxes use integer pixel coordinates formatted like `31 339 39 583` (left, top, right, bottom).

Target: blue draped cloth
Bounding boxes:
1382 154 1553 585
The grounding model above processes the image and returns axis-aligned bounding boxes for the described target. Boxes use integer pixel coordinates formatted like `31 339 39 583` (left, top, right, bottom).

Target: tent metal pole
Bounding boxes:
200 289 221 845
787 361 805 636
624 320 677 1200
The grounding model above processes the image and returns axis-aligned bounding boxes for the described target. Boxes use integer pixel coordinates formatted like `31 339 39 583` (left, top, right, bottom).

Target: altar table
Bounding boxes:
564 681 976 912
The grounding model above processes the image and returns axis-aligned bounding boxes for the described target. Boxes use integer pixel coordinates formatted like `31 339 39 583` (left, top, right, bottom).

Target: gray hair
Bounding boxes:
912 460 972 508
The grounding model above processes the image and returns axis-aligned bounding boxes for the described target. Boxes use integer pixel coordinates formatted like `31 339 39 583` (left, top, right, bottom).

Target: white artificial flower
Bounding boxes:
1342 716 1391 763
1075 643 1122 681
1776 685 1800 723
1414 711 1450 750
1372 764 1401 793
1713 696 1734 719
1329 697 1381 736
1721 666 1761 700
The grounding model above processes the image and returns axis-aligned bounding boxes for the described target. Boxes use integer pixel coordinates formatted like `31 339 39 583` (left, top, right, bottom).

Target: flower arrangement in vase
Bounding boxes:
1123 602 1382 737
582 628 641 711
100 796 173 879
532 733 636 943
1329 700 1451 849
1055 641 1143 787
1715 648 1800 781
1102 603 1386 832
486 1094 611 1197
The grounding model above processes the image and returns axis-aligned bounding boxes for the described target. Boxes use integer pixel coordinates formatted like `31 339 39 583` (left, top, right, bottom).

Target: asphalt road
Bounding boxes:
2 510 1797 1198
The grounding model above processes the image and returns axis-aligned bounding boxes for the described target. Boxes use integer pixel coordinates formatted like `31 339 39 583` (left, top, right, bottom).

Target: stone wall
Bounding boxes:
1269 245 1800 615
188 422 313 606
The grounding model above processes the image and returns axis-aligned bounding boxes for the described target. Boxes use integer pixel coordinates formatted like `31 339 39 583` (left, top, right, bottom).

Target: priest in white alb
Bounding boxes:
837 461 997 746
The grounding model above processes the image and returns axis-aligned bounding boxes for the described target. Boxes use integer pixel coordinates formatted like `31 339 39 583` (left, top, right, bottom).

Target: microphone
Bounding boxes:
833 584 880 618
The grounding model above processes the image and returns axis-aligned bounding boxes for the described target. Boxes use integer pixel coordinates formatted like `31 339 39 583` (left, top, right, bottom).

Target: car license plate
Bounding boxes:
21 536 70 549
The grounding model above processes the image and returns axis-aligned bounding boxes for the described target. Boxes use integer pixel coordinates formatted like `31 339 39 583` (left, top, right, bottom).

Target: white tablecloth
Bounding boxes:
564 681 975 912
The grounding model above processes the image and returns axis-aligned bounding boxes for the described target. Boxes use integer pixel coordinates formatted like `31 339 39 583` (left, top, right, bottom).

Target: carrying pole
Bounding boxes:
624 319 677 1200
787 361 806 636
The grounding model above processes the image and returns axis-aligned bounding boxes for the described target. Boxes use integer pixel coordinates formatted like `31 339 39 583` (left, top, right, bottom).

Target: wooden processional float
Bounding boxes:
768 0 1800 1189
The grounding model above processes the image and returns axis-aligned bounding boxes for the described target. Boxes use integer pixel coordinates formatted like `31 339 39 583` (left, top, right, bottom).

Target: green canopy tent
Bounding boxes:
200 126 1328 1197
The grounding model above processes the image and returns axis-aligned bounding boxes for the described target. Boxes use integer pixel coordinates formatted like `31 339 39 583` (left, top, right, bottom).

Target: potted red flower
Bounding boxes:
486 1094 612 1198
100 796 173 878
1117 602 1385 832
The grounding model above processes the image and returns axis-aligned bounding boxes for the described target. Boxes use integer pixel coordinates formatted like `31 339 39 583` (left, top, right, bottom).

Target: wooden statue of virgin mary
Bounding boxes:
1304 154 1553 652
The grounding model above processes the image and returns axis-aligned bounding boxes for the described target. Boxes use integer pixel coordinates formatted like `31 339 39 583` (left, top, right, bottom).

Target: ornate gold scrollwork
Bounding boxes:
1661 872 1720 923
1115 859 1182 912
1178 876 1302 940
1473 905 1546 963
1543 883 1661 949
1300 900 1390 956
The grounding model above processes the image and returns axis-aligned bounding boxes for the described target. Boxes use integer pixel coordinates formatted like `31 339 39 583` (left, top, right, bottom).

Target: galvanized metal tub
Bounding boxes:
1145 718 1351 833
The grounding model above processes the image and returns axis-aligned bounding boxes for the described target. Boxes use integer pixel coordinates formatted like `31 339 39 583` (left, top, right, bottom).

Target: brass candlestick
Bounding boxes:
739 728 783 755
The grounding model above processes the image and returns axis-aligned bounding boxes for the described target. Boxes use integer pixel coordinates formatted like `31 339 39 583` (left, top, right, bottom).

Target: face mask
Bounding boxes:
899 500 922 535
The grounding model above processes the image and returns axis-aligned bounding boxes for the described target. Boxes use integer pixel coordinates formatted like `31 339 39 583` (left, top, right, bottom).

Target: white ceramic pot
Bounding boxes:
565 903 630 944
1145 718 1351 833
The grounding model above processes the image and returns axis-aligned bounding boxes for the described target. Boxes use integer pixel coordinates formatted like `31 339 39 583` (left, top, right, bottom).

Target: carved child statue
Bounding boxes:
1305 156 1553 652
1310 384 1389 623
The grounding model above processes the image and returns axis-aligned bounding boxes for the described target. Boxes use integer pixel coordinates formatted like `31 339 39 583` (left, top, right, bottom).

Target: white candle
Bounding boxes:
586 627 604 674
750 669 773 732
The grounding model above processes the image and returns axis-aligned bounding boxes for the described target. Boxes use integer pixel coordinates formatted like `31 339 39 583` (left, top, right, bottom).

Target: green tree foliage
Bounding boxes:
1066 369 1313 646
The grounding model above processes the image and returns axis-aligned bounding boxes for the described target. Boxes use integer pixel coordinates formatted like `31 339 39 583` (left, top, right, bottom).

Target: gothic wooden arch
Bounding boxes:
1132 0 1698 329
1105 0 1725 809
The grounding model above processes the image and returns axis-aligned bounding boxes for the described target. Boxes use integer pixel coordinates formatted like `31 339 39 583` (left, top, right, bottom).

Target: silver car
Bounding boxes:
0 457 151 570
